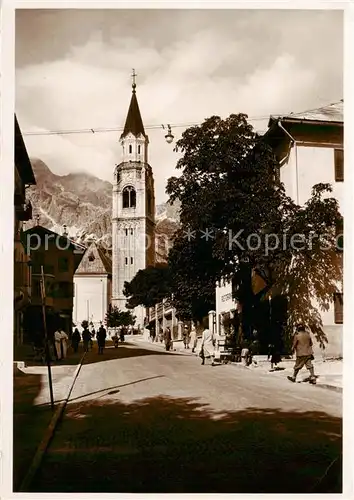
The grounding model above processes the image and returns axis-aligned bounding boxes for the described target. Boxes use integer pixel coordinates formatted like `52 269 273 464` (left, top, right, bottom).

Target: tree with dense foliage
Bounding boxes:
123 265 172 309
105 304 136 332
166 114 342 348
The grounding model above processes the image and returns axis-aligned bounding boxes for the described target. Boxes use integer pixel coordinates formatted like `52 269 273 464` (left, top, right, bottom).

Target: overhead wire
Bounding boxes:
22 100 342 137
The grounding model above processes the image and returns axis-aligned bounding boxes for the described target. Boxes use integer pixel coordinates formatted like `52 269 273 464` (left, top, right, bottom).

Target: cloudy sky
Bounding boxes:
15 9 343 203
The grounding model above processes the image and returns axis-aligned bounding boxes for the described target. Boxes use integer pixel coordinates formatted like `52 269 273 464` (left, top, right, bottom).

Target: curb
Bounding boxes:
19 352 86 492
315 383 342 393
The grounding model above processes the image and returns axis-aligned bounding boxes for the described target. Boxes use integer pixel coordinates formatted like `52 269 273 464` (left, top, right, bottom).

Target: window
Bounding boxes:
88 253 95 262
131 257 133 265
125 228 128 236
334 293 343 324
131 228 133 235
334 149 344 182
138 145 141 154
58 256 69 272
125 257 128 265
122 186 136 208
129 145 132 154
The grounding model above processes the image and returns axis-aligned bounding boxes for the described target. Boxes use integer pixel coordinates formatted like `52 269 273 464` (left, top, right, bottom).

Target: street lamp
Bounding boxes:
162 124 174 144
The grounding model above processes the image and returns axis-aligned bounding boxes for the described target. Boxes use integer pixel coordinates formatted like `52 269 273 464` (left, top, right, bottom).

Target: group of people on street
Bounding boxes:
198 322 317 385
72 323 107 354
182 324 198 352
151 318 317 384
151 323 199 353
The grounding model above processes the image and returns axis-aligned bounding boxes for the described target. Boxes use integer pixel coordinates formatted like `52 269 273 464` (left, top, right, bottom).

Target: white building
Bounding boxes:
111 75 155 329
215 280 238 337
265 100 344 357
73 241 112 330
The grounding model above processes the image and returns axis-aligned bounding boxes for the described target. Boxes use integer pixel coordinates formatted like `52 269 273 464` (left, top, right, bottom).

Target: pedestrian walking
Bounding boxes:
164 327 172 351
82 326 91 352
247 340 258 366
71 327 81 353
183 325 190 349
268 343 282 371
97 324 107 354
200 327 215 366
241 345 249 366
287 324 316 384
190 324 198 353
158 328 164 343
150 326 156 343
54 327 69 360
90 327 95 350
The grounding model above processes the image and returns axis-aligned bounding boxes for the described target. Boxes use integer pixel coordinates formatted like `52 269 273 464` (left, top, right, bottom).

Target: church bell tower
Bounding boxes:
111 70 155 329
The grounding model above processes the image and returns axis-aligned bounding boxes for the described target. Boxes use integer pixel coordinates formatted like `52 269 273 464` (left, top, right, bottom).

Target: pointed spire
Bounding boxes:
121 69 146 139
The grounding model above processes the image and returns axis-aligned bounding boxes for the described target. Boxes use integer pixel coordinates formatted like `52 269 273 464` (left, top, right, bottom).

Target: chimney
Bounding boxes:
63 224 68 237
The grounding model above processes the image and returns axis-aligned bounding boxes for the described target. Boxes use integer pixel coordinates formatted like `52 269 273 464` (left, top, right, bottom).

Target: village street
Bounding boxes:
30 339 342 494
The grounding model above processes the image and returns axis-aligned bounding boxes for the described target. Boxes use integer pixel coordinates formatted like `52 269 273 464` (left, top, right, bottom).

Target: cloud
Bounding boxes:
15 9 343 203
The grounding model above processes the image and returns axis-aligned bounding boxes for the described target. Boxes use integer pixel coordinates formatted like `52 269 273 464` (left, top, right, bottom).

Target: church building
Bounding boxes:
111 72 155 330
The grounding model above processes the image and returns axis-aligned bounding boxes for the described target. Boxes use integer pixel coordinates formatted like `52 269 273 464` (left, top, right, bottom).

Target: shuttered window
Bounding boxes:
334 293 343 324
334 149 344 182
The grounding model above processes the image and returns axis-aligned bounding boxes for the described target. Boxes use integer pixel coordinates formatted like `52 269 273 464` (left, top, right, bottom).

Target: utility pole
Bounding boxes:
40 266 54 410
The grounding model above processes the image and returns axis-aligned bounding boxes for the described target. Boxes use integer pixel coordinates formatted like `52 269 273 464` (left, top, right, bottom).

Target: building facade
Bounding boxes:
111 76 155 329
215 280 238 337
23 225 85 337
264 100 344 357
73 242 112 330
14 115 36 345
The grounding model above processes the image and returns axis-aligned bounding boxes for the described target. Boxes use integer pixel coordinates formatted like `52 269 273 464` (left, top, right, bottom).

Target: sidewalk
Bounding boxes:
131 336 342 392
237 355 343 392
13 347 84 490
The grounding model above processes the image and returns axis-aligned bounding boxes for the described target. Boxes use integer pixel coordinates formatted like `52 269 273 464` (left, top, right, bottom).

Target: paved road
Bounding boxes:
31 340 342 493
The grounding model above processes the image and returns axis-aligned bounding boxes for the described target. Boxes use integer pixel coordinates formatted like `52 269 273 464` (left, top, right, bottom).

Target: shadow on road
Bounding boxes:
29 395 342 494
13 368 50 491
14 341 178 368
80 342 182 365
36 375 166 407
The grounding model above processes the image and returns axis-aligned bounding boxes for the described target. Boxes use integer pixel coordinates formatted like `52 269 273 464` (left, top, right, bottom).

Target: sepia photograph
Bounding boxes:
9 5 345 494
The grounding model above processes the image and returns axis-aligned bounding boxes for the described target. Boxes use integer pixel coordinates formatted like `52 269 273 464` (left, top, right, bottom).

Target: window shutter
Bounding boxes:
334 293 343 324
335 217 344 252
334 149 344 182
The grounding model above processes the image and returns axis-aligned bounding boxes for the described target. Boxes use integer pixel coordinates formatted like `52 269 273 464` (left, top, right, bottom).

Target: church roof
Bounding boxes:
75 241 112 275
121 85 146 139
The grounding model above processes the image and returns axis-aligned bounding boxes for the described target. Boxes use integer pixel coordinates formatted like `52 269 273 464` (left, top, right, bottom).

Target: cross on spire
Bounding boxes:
131 68 137 92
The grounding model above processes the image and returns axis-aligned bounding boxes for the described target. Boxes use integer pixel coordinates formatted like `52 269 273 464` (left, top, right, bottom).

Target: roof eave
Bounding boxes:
275 116 343 127
15 115 36 186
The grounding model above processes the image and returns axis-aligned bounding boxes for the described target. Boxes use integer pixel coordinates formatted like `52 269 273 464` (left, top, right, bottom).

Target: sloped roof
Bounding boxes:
75 241 111 275
269 100 343 126
121 90 146 139
97 246 112 274
15 115 36 185
24 225 79 251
